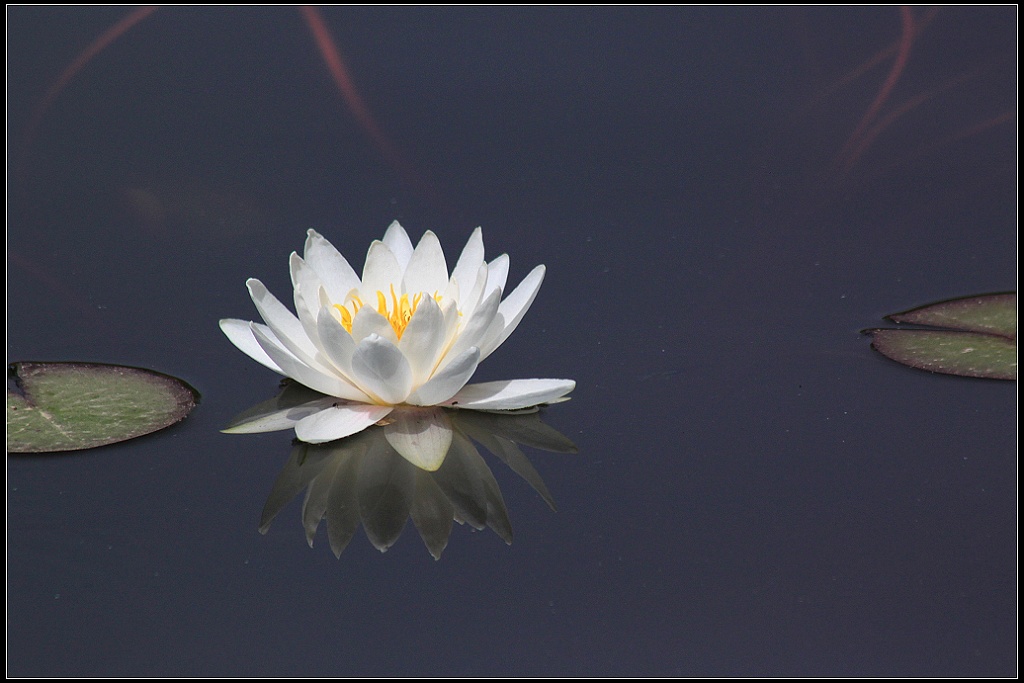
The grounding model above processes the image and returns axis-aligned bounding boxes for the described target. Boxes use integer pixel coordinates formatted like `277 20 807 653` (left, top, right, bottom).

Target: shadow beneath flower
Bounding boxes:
235 384 578 559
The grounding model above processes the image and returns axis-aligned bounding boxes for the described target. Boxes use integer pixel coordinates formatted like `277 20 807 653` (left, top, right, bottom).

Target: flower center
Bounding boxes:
334 284 442 340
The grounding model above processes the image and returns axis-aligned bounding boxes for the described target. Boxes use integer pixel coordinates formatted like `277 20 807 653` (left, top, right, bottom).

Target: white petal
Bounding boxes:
251 323 369 401
438 300 462 354
441 277 460 310
447 379 575 410
407 347 480 406
384 408 454 471
472 311 508 363
246 278 325 369
439 288 501 371
219 319 284 373
480 264 545 359
351 306 399 345
316 305 357 377
222 397 338 433
397 296 446 384
290 253 325 343
486 254 509 294
450 228 484 301
361 240 402 296
294 403 394 443
303 229 362 302
382 220 414 271
458 263 489 321
403 230 449 296
350 334 414 405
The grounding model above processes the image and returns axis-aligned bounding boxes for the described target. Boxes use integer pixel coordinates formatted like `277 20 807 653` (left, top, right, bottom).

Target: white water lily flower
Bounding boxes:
220 221 575 462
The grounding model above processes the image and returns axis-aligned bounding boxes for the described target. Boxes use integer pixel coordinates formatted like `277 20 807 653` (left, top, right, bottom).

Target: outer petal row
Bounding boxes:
222 396 338 433
247 278 326 372
446 379 576 410
251 323 369 402
219 318 284 373
481 264 545 359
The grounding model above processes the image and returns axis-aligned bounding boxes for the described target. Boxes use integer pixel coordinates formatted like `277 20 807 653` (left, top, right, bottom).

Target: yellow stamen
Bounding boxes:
333 294 363 333
334 286 443 340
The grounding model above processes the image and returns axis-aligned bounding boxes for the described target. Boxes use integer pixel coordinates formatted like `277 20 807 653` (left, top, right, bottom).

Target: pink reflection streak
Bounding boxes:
15 6 434 309
828 6 1011 180
20 6 420 189
19 6 159 164
834 5 916 173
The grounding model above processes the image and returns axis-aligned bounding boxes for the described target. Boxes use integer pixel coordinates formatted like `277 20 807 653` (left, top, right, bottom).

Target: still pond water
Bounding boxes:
8 6 1016 676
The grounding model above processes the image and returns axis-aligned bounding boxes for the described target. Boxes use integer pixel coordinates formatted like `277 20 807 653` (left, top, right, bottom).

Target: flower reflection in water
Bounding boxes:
240 383 578 559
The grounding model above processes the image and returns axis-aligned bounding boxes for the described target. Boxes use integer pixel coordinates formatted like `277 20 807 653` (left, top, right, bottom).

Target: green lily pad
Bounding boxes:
7 362 199 453
887 293 1016 338
866 293 1017 380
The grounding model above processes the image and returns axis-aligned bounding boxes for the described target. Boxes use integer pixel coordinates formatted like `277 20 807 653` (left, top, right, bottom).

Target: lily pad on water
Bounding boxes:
865 293 1017 380
7 362 199 453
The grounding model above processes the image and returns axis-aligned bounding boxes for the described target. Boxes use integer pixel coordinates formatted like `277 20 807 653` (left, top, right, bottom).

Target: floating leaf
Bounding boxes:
866 293 1017 380
869 329 1016 380
888 293 1016 338
7 362 199 453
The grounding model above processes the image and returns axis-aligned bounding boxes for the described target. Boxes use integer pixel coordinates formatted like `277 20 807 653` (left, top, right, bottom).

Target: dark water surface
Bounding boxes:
8 7 1016 676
